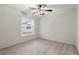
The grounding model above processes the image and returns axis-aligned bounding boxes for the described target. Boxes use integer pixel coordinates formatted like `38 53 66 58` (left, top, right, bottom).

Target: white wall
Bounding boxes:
0 5 39 49
39 5 76 45
76 5 79 53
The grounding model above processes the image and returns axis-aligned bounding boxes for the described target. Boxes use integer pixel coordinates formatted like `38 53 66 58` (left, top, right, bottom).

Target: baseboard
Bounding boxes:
39 37 76 46
0 37 37 50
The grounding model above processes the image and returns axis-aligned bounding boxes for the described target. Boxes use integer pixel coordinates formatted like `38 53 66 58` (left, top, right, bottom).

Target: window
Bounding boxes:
21 17 35 36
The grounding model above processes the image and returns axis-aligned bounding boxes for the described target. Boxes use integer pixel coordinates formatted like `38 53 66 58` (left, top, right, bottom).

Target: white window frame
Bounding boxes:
21 17 35 36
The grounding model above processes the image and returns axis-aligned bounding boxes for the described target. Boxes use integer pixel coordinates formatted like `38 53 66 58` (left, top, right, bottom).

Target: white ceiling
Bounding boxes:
4 4 76 16
6 4 76 11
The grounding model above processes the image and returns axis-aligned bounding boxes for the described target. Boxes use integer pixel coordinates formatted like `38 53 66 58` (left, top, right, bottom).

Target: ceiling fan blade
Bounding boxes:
32 11 38 14
38 5 42 9
45 9 52 12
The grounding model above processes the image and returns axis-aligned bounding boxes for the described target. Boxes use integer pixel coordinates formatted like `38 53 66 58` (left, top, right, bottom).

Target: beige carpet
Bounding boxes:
0 39 78 55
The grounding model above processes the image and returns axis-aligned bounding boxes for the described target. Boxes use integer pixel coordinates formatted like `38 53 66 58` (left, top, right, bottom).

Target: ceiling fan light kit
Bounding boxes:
29 4 53 15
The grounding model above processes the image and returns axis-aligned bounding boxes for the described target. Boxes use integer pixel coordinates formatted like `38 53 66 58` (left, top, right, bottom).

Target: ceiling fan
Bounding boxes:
29 4 53 15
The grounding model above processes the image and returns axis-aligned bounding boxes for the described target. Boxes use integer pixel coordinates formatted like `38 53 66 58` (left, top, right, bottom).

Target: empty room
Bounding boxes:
0 4 79 55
